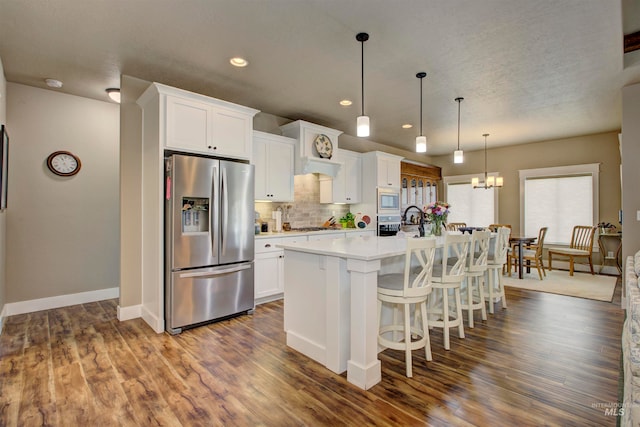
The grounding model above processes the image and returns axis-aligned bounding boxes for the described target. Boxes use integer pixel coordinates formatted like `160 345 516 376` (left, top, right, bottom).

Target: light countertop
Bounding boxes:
277 235 446 261
255 227 375 239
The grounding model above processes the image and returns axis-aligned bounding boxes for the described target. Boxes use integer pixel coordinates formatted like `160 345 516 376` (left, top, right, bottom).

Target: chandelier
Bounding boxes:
472 133 503 189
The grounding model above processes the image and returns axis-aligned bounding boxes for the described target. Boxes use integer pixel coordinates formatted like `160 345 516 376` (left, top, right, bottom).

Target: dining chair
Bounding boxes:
488 224 512 234
428 233 470 350
377 237 437 377
484 227 511 314
547 225 596 276
445 222 466 232
460 230 490 328
507 227 548 280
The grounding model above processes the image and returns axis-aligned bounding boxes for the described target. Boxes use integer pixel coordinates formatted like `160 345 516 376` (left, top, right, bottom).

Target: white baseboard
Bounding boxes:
117 304 142 321
0 304 6 334
3 287 120 317
141 305 164 333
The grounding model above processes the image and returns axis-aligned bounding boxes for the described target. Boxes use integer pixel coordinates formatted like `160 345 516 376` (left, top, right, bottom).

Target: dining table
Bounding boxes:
509 236 537 279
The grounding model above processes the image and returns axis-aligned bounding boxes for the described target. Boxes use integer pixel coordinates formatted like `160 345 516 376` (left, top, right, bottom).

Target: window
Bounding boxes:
443 174 498 226
520 164 599 245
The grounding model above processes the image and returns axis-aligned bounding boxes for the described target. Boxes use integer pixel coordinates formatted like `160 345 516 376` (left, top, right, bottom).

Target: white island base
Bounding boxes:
280 235 414 390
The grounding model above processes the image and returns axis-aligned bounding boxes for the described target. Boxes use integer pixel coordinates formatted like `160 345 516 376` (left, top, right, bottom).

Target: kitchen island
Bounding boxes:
278 234 445 390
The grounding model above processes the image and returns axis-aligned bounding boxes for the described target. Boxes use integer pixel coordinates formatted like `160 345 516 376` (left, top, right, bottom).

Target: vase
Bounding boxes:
432 219 443 236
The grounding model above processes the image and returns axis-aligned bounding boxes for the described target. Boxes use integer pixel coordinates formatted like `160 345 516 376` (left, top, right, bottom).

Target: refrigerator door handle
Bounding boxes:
211 165 218 255
221 166 229 256
178 263 252 279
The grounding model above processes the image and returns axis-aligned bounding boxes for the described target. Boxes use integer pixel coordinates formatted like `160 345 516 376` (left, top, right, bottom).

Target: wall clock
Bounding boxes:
47 151 81 176
313 134 333 159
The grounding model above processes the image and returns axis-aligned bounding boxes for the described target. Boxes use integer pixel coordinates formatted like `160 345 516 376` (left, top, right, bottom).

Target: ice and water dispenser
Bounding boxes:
182 197 209 233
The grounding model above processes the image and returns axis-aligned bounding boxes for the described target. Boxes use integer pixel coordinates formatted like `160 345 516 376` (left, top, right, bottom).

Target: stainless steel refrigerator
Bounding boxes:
165 153 255 334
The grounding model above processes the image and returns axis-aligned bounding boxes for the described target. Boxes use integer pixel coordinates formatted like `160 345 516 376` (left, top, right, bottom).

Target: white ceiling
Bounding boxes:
0 0 637 155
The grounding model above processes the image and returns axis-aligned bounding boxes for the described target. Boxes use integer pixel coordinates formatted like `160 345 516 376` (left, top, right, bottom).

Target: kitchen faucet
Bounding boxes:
402 205 425 237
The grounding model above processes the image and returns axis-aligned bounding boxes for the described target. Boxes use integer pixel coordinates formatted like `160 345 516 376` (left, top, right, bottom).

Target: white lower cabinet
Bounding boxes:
254 235 306 303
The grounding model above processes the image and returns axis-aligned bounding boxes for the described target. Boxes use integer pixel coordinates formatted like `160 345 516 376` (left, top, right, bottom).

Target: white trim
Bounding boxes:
117 304 142 321
0 304 6 335
141 305 165 333
519 163 600 234
3 287 120 317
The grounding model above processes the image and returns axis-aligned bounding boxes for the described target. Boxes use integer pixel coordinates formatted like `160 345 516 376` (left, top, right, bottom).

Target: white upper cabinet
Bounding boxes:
253 131 295 202
138 83 259 160
320 149 362 204
376 154 402 188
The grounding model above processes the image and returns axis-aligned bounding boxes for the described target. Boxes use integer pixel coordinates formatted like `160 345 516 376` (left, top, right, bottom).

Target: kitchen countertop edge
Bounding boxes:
255 228 376 239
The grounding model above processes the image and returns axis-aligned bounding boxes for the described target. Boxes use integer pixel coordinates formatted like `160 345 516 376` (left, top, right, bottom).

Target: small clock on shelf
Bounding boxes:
47 150 81 176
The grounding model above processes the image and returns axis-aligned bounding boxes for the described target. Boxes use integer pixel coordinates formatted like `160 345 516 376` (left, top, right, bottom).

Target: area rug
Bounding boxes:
502 269 617 302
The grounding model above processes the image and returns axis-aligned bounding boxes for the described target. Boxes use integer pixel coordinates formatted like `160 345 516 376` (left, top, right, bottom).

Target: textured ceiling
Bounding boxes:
0 0 635 156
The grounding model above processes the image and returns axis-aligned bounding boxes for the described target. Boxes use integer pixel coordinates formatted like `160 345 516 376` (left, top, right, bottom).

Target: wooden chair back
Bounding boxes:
446 222 466 231
533 227 548 258
488 224 511 234
570 225 596 251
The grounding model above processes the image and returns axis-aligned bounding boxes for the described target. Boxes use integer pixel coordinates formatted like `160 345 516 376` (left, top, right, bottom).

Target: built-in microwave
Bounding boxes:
377 188 400 213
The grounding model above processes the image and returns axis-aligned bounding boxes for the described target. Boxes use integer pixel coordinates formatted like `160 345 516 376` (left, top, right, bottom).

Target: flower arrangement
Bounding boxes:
423 201 450 222
423 201 450 236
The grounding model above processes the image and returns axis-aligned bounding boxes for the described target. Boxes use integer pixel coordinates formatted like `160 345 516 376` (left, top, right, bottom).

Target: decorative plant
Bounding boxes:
340 212 356 228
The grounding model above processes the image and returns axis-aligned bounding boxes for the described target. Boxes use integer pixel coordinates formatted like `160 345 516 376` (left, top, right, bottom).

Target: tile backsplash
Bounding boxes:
254 174 350 228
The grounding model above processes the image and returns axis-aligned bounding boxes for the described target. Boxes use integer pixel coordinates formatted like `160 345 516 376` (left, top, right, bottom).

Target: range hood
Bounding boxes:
299 156 342 177
280 120 343 178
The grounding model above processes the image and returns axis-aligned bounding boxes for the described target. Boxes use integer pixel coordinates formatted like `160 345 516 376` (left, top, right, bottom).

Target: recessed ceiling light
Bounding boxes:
106 88 121 103
402 124 413 129
45 78 63 88
339 99 353 106
230 57 248 67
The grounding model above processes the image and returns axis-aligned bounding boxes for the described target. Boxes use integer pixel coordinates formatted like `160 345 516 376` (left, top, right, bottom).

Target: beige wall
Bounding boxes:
432 131 621 236
6 83 119 302
622 83 640 261
0 58 7 317
119 75 150 308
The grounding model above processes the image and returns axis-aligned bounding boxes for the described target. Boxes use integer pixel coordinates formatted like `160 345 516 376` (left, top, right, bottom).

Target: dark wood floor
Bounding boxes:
0 279 625 426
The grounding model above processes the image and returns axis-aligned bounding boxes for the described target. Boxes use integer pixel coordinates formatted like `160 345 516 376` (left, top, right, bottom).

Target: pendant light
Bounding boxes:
472 133 504 189
415 72 427 153
356 32 370 137
453 97 464 163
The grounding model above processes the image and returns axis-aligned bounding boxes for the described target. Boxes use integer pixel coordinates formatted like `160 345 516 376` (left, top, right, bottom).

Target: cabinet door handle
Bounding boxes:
264 244 271 248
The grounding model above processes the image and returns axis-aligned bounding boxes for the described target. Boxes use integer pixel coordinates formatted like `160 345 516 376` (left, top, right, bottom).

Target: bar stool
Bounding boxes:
429 233 470 350
377 237 437 377
460 230 490 328
485 227 511 314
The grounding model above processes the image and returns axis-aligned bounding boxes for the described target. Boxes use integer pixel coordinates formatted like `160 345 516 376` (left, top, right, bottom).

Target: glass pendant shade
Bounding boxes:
471 177 479 188
454 97 464 163
454 149 463 163
357 115 370 137
496 176 504 187
486 175 495 187
416 135 427 153
356 33 370 138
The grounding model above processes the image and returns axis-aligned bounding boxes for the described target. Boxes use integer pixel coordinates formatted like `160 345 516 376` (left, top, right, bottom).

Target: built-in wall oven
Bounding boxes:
377 215 402 236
